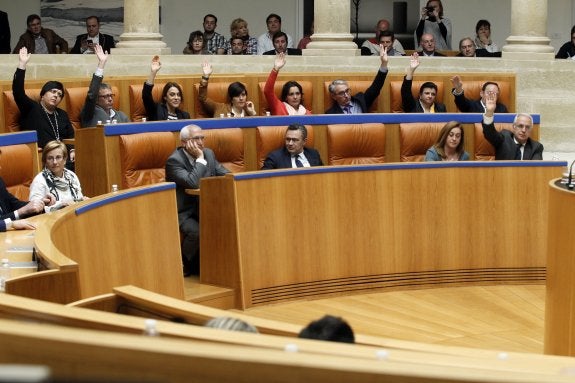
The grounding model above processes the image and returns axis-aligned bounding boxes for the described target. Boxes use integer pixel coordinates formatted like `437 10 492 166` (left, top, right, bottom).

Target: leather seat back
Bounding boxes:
327 123 386 165
399 122 445 162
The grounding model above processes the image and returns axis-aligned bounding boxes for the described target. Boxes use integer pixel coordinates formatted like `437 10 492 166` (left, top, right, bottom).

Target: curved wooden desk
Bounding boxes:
200 161 565 309
5 183 184 303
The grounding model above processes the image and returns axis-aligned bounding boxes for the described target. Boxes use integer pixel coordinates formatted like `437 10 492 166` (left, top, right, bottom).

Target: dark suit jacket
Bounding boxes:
0 177 27 224
325 69 388 114
70 33 116 54
0 11 10 54
263 48 302 56
420 51 445 57
165 147 229 224
456 49 502 58
142 82 190 121
401 77 446 113
453 91 508 113
482 121 544 160
261 147 323 170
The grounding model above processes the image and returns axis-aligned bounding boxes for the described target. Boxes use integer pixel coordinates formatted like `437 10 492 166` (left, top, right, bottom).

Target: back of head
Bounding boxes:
298 315 355 343
205 316 259 333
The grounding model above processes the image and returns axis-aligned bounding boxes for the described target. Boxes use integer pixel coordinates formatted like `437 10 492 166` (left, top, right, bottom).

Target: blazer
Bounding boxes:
13 28 68 54
142 82 190 121
261 147 323 170
70 33 116 54
454 91 508 113
482 121 544 160
456 49 502 58
0 177 27 222
165 147 229 223
401 77 447 113
81 74 129 127
263 48 302 56
325 69 388 114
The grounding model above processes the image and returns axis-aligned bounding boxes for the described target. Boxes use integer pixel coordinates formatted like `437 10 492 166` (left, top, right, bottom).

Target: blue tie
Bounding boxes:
343 105 351 114
295 155 304 168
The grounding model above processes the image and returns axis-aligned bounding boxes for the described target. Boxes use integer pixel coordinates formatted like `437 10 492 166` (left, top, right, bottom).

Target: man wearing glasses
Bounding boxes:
165 124 229 277
81 45 129 127
325 46 389 114
450 76 508 113
482 94 543 160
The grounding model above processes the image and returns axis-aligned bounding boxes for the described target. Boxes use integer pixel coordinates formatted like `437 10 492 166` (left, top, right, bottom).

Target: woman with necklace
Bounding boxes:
13 47 75 165
143 55 190 121
29 141 86 212
199 62 257 118
425 121 469 162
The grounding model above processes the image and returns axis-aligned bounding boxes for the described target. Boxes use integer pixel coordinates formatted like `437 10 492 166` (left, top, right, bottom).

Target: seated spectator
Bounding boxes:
457 37 500 57
414 0 452 50
474 19 499 53
262 124 322 170
418 33 445 57
30 141 86 212
325 46 388 114
257 13 293 55
424 121 469 161
13 14 68 54
264 53 311 115
378 30 404 56
70 16 115 54
0 10 10 54
81 45 129 127
361 19 405 56
298 315 355 344
224 18 257 55
401 52 446 113
142 55 190 121
228 37 246 55
450 75 508 113
201 14 226 55
183 30 209 55
205 317 258 333
199 62 256 117
13 47 75 170
297 21 314 50
263 31 301 55
482 95 543 160
556 25 575 59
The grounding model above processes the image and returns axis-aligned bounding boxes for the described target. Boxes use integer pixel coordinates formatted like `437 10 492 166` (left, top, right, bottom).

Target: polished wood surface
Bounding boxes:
200 162 563 309
544 180 575 357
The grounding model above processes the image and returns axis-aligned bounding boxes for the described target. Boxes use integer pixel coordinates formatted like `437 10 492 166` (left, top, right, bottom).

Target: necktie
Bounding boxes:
514 143 522 160
295 155 304 168
343 105 351 114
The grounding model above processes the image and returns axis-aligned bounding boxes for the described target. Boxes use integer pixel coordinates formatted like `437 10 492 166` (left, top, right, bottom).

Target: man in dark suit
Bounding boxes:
165 124 229 276
482 94 543 160
418 33 445 57
263 31 302 56
261 124 323 170
0 10 11 54
401 52 446 113
70 16 115 54
325 45 388 114
451 75 508 113
456 37 501 58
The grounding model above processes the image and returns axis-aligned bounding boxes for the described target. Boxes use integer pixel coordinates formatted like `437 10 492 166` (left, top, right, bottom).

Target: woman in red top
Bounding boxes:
264 53 311 115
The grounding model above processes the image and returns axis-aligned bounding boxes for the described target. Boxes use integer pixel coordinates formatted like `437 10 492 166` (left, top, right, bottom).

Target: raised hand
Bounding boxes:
273 53 286 71
18 47 31 69
150 55 161 74
379 44 389 68
484 93 497 115
450 75 463 93
95 44 108 68
201 61 213 77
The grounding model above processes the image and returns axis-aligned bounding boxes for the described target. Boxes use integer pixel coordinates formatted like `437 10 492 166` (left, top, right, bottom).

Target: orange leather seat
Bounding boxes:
474 122 514 161
327 123 386 165
65 86 121 129
119 132 176 189
204 128 245 173
399 122 445 162
323 81 380 113
128 83 165 122
2 89 42 133
0 144 37 200
257 80 313 115
389 80 445 113
193 81 234 118
255 125 315 169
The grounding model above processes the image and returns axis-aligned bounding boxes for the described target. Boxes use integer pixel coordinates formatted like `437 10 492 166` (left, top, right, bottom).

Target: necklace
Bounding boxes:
41 103 60 141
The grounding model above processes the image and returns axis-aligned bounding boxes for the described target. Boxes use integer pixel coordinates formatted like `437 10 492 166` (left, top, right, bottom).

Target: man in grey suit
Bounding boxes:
165 124 229 276
482 94 543 160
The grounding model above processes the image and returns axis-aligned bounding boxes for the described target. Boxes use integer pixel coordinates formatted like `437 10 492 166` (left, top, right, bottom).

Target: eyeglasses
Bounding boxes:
46 155 64 162
484 91 499 96
98 94 115 99
334 89 351 97
514 124 532 130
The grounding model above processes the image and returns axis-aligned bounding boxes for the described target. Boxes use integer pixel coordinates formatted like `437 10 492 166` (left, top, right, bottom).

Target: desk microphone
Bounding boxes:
568 160 575 190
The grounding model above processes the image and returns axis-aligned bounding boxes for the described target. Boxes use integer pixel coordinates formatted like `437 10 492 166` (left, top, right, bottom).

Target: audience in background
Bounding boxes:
70 15 115 54
224 18 257 55
183 30 209 55
425 121 469 161
257 13 293 55
361 19 405 56
402 52 446 113
378 30 404 56
325 46 388 114
13 14 68 54
451 75 508 113
30 141 86 212
261 124 322 170
205 317 259 333
418 33 445 57
263 31 301 55
555 25 575 59
297 21 313 50
142 55 190 121
264 53 310 115
0 10 11 54
474 19 499 53
228 37 246 55
457 37 501 57
81 45 129 127
201 14 226 55
199 62 256 117
414 0 452 51
298 315 355 344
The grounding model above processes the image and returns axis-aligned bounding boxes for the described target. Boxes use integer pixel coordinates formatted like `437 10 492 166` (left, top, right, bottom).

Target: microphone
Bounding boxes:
568 160 575 190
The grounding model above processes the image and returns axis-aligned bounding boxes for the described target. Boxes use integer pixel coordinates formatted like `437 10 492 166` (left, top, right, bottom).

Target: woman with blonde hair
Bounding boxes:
425 121 469 161
225 18 257 55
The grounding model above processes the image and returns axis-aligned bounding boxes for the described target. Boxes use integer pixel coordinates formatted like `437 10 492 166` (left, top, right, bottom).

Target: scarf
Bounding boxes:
474 36 492 49
284 102 307 115
42 168 81 202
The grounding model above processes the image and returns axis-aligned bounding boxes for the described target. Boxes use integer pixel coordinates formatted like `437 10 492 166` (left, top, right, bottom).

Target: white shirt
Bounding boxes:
29 170 84 212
